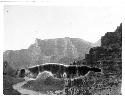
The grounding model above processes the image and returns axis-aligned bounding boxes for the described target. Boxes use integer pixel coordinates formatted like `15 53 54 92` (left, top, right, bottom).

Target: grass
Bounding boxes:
22 76 65 94
21 69 121 95
4 61 121 95
3 75 25 95
3 69 121 95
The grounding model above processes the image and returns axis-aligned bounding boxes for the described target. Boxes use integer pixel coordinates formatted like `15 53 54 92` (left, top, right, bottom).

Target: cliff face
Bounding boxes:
3 37 92 69
84 23 122 69
101 23 122 50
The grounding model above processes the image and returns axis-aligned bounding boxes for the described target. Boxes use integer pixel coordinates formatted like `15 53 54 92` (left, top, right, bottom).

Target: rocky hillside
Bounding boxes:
3 37 92 69
101 23 122 50
73 23 122 66
66 23 122 95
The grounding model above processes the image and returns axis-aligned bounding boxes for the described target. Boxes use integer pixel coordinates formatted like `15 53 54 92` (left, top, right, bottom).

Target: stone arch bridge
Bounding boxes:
18 63 101 79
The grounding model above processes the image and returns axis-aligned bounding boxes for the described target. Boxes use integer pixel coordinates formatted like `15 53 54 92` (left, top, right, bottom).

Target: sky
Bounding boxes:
4 3 124 50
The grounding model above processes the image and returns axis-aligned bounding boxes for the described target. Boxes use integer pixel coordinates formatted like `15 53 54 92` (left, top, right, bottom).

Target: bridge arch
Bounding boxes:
18 63 101 79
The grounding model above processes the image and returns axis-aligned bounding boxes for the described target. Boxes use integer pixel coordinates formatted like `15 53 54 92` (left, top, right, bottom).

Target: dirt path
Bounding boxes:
12 79 46 95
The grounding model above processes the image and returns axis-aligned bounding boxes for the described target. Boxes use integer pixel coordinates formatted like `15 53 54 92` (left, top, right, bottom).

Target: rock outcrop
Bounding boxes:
3 37 92 69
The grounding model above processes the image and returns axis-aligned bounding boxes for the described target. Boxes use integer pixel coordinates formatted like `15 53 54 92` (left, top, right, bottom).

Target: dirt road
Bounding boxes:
12 79 46 95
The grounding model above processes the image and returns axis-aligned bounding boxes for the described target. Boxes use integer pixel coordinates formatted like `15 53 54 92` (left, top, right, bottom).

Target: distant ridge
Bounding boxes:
3 37 92 69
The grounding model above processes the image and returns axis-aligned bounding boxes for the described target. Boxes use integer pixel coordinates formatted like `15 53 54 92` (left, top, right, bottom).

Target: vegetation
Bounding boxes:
22 76 64 94
3 23 122 95
66 23 122 95
3 75 24 95
3 61 25 95
21 23 122 95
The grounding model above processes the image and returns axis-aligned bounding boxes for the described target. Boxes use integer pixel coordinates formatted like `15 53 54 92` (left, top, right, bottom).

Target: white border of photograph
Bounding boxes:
0 0 125 96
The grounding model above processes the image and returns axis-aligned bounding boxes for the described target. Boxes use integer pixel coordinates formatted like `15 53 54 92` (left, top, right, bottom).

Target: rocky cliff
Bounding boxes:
3 37 92 69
